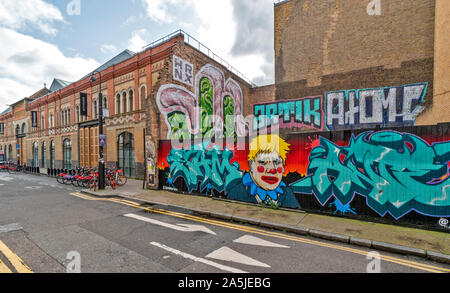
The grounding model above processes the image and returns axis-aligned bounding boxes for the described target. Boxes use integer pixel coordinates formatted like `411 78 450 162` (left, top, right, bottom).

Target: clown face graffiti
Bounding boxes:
249 151 285 191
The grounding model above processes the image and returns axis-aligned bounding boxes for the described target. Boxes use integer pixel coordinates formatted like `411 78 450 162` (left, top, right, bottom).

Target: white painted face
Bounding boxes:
249 152 285 191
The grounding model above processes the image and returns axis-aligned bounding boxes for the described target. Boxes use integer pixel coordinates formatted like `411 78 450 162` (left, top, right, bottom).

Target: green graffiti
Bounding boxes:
168 112 190 141
199 77 214 138
223 95 236 139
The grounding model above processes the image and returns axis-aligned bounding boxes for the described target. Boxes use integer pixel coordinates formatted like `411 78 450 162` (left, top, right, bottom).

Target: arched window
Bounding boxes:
76 106 80 122
49 114 53 128
41 115 45 130
128 90 134 112
41 141 46 168
8 145 12 161
122 92 127 113
93 100 98 119
103 97 108 110
67 109 71 125
15 125 20 136
140 86 146 110
63 139 72 169
50 141 55 169
21 123 26 134
116 94 121 115
32 142 38 168
117 132 135 177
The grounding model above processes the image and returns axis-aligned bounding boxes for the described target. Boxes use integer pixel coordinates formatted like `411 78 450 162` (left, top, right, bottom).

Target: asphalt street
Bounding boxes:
0 171 449 274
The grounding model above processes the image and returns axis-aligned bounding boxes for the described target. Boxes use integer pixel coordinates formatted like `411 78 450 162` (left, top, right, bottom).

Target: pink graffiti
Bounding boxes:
157 64 248 139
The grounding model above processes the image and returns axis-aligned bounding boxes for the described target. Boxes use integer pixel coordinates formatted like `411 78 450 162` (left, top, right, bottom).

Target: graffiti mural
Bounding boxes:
291 131 450 220
158 124 450 230
157 64 248 141
227 135 300 209
253 96 323 131
326 83 428 131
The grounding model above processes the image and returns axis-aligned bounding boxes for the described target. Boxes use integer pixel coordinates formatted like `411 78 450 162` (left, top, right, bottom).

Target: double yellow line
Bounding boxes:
0 240 33 273
70 192 450 273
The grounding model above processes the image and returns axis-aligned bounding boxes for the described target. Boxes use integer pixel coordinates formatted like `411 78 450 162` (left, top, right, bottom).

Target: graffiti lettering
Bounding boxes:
326 83 428 130
167 142 242 194
291 131 450 219
173 55 194 87
254 96 323 131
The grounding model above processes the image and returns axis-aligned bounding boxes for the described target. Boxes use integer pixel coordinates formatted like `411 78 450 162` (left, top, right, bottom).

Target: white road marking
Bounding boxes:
0 175 14 182
206 247 271 268
233 235 290 248
150 242 247 273
124 213 216 235
0 223 22 233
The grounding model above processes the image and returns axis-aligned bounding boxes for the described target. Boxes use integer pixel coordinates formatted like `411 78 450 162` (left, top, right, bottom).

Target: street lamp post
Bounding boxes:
90 71 105 190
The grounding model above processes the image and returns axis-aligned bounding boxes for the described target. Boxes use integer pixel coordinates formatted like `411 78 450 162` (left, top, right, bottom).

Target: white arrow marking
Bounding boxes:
150 242 247 273
0 175 14 182
233 235 290 248
124 214 216 235
206 247 271 268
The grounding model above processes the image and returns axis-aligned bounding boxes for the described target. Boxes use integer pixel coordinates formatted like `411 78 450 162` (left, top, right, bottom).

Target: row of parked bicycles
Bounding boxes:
56 167 127 191
0 161 127 191
0 162 26 174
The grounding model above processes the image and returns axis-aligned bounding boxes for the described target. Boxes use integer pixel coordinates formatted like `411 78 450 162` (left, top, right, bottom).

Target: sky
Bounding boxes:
0 0 275 113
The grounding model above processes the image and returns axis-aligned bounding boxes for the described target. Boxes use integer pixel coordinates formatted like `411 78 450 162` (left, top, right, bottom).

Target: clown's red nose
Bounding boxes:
268 169 277 175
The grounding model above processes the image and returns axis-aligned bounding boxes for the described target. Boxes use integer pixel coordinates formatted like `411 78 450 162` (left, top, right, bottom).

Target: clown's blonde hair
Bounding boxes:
248 135 291 164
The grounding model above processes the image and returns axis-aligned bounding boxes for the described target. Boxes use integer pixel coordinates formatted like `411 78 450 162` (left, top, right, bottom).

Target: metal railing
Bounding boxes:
274 0 292 6
142 29 257 87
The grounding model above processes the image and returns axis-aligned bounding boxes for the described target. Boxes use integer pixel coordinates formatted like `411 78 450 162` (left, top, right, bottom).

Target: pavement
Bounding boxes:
82 179 450 265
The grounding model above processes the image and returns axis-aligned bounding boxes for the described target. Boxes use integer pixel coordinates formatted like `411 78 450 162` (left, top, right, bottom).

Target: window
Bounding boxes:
8 145 12 161
41 115 45 130
21 123 26 134
122 92 127 113
116 94 121 115
50 141 55 169
140 86 146 110
76 106 80 122
32 142 38 168
93 100 98 119
49 114 53 128
117 132 135 177
63 139 72 169
103 97 108 109
15 125 20 136
129 90 134 112
68 109 71 125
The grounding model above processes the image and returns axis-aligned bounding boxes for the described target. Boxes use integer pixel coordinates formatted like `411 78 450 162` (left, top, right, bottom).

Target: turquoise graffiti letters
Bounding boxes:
167 142 243 194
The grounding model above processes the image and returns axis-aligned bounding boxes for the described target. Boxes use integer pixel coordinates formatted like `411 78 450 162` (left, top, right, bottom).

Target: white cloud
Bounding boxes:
141 0 181 24
0 0 64 35
100 44 118 55
0 27 100 110
127 29 148 52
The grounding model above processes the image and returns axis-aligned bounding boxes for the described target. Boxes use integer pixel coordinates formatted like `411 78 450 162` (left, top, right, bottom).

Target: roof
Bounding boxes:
0 108 11 116
81 49 135 80
29 87 51 100
49 78 72 92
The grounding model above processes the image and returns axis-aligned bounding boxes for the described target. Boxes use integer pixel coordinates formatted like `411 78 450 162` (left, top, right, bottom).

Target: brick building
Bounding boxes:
266 0 450 134
0 31 254 182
